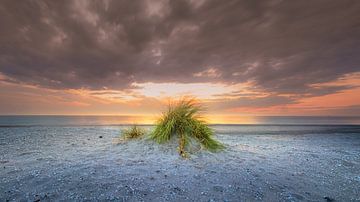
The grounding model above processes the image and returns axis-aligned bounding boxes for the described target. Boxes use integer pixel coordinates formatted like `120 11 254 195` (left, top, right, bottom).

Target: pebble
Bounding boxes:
324 196 335 201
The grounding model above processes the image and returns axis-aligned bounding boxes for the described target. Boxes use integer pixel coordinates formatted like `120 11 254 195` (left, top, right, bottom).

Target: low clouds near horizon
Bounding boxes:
0 0 360 116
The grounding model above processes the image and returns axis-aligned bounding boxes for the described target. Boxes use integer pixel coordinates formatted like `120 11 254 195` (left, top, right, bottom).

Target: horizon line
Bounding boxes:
0 114 359 117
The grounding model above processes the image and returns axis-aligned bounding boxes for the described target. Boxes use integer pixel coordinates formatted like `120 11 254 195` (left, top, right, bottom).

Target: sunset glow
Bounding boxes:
1 71 359 122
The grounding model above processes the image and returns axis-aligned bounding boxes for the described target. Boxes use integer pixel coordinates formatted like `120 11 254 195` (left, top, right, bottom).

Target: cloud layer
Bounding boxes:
0 0 360 114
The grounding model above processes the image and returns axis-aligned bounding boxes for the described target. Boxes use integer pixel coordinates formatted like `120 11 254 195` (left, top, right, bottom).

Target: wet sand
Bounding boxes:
1 125 360 201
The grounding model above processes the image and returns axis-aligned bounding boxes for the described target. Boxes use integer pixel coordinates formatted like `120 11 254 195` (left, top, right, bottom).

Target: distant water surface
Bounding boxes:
0 115 359 126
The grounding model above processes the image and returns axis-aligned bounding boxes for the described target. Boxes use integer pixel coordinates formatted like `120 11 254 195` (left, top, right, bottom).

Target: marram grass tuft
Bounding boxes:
122 125 145 140
150 98 225 157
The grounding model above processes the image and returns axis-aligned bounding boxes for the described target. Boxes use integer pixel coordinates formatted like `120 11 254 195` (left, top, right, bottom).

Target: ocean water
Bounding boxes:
1 116 360 201
0 115 360 126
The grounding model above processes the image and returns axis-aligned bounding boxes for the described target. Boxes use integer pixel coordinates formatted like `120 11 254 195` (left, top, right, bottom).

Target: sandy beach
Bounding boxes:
1 125 360 201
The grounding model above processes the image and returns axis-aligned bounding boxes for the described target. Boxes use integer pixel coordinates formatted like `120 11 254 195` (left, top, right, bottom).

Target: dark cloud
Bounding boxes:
0 0 359 97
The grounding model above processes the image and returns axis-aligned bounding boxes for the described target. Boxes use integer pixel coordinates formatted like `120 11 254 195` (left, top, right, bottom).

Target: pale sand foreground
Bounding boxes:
0 125 360 201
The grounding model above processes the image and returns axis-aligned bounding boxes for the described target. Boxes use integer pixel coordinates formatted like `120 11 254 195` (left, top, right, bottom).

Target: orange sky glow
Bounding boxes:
1 72 359 124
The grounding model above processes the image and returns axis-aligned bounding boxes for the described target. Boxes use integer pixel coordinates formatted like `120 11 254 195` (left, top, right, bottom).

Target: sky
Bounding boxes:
0 0 359 122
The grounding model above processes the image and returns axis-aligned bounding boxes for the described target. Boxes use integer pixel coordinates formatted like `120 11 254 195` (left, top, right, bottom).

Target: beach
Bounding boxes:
1 124 360 201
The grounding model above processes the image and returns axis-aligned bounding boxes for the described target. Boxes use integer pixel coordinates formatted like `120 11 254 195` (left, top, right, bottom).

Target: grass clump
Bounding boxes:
122 125 145 140
150 98 225 157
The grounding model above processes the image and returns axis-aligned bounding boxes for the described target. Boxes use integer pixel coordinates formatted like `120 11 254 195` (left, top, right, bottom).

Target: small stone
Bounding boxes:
324 196 335 202
99 136 103 138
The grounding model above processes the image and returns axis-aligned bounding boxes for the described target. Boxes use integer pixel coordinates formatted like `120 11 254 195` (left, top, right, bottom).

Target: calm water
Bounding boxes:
0 115 360 126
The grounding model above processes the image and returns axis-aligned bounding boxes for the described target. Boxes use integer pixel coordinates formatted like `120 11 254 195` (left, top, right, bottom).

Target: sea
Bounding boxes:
0 115 360 126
